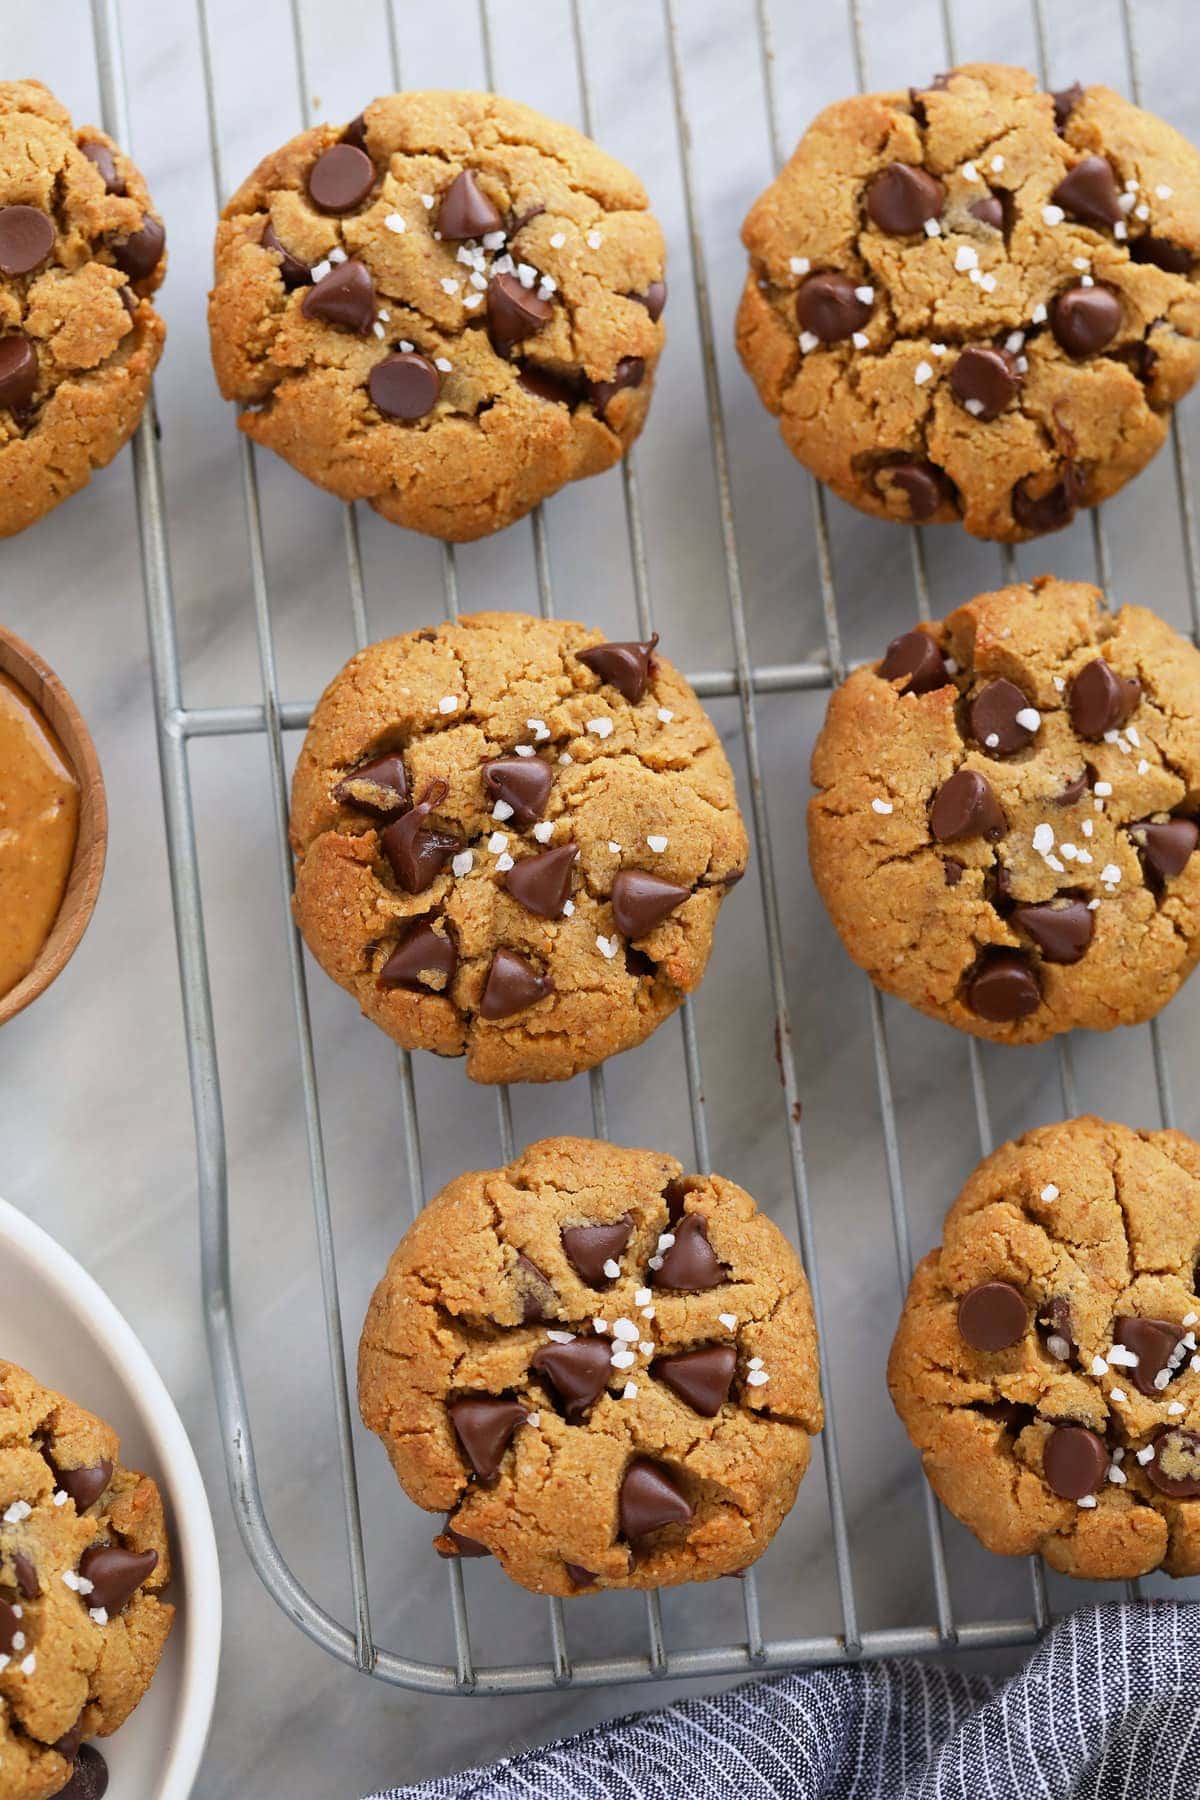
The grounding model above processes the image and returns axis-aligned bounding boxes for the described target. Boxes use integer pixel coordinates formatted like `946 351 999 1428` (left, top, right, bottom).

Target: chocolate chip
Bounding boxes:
302 259 376 333
591 356 645 420
507 203 545 238
957 1280 1028 1350
610 869 689 938
866 162 944 235
1146 1428 1200 1497
968 194 1005 231
618 1457 693 1539
1013 898 1094 964
307 142 375 214
796 272 872 343
484 756 552 829
951 345 1022 420
369 352 440 420
969 679 1039 755
437 1517 490 1559
379 920 457 992
663 1178 690 1223
380 781 457 893
564 1562 597 1588
1114 1316 1182 1398
653 1213 725 1291
967 951 1041 1022
1130 235 1194 275
1039 1296 1076 1362
1128 815 1199 882
1012 471 1081 535
560 1216 633 1285
943 857 964 885
262 223 310 290
879 629 949 694
51 1458 113 1512
930 769 1006 843
641 279 668 321
111 215 165 281
883 460 954 521
438 170 503 240
487 272 553 357
341 114 368 150
0 205 54 276
1051 155 1123 229
0 334 37 411
1052 285 1121 357
448 1397 526 1482
12 1552 37 1599
532 1338 612 1421
1043 1423 1109 1499
503 843 578 918
54 1718 86 1760
653 1344 736 1417
576 635 658 704
334 752 409 817
78 1544 158 1614
518 365 582 406
81 140 124 195
479 948 553 1020
0 1597 19 1653
1069 658 1141 738
1055 772 1089 806
1051 82 1084 132
514 1253 555 1324
56 1745 109 1800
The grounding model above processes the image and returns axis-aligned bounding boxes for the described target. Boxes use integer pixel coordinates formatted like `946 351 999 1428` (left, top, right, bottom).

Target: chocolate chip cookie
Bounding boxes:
358 1136 822 1593
290 612 748 1084
208 91 665 541
0 1359 173 1799
0 80 166 538
889 1116 1200 1580
809 577 1200 1043
737 62 1200 541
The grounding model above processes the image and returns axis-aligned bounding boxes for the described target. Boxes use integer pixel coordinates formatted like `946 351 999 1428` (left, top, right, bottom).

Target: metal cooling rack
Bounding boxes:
90 0 1199 1694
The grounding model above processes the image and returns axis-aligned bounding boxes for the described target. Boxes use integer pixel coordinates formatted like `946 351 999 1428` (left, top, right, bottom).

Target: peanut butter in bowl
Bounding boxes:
0 668 80 999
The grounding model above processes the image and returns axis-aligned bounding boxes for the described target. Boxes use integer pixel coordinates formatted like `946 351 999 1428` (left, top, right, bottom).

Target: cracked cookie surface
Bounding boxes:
889 1117 1200 1580
0 1360 173 1799
809 577 1200 1043
290 611 748 1084
737 62 1200 541
0 80 166 539
358 1136 823 1594
208 90 666 541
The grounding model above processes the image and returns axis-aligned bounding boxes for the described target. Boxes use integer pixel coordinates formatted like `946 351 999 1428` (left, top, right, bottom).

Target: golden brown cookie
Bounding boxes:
809 577 1200 1043
0 80 166 539
208 91 665 541
737 63 1200 541
0 1359 173 1799
358 1137 823 1594
889 1117 1200 1581
290 612 748 1084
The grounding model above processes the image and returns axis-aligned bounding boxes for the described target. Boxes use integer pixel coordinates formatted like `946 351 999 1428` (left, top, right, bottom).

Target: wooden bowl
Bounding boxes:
0 627 107 1027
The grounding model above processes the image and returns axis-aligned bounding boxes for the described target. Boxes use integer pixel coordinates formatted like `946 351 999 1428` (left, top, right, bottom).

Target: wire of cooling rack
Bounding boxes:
93 0 1193 1694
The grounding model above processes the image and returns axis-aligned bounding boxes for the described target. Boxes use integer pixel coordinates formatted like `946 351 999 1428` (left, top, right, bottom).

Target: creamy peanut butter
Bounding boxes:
0 671 79 999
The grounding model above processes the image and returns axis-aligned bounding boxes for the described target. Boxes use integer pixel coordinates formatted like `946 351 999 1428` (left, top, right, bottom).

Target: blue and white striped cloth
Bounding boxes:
369 1602 1200 1799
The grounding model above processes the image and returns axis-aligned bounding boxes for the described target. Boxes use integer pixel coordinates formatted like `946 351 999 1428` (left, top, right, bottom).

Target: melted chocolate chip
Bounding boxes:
448 1397 526 1482
883 460 954 521
1043 1423 1109 1498
78 1545 158 1614
1114 1315 1182 1398
514 1253 555 1324
796 272 872 343
967 951 1041 1022
531 1338 612 1420
488 272 553 356
591 357 645 420
1052 285 1121 357
1051 82 1084 132
301 259 376 332
640 279 668 321
610 869 689 938
50 1458 113 1512
57 1745 109 1800
560 1216 633 1285
957 1280 1028 1351
653 1213 725 1291
1128 816 1199 882
1130 235 1194 275
334 752 409 818
618 1457 693 1539
1055 772 1089 806
653 1344 737 1416
1012 898 1094 964
438 171 503 240
307 143 375 215
378 921 457 992
1051 155 1123 229
1012 470 1082 534
0 1597 19 1654
866 162 944 234
576 635 658 704
518 364 582 406
111 215 165 281
81 140 124 195
503 843 578 917
564 1561 597 1588
0 205 54 276
437 1518 490 1559
879 629 949 694
951 345 1022 420
380 781 457 893
483 756 552 828
968 193 1006 232
341 114 368 151
370 352 440 420
11 1552 37 1599
943 857 965 885
479 949 553 1020
969 679 1039 755
1069 658 1141 739
1146 1428 1200 1497
1039 1296 1077 1362
262 223 310 290
0 334 38 411
930 769 1006 843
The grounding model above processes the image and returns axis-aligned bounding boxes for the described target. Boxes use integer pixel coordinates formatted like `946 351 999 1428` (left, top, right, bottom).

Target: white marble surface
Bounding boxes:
4 0 1200 1792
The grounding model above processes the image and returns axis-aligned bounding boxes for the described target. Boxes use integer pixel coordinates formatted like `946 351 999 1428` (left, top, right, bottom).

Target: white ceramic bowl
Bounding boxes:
0 1198 220 1797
